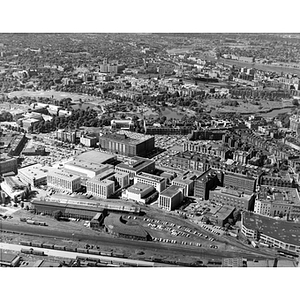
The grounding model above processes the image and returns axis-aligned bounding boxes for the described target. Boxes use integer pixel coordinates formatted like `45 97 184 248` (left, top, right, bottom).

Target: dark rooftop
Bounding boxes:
243 211 300 247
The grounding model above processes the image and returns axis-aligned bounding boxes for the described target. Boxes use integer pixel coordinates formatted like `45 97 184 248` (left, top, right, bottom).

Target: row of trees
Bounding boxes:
27 108 114 134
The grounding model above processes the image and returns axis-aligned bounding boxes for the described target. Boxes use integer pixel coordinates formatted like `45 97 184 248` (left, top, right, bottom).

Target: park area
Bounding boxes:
206 97 295 116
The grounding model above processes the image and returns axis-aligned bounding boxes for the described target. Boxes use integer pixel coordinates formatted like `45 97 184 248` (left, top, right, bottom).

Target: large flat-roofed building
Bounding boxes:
223 171 257 193
47 169 81 192
115 156 155 179
241 211 300 254
86 178 115 199
158 185 183 211
0 155 17 175
210 187 255 211
75 150 116 165
134 172 166 192
99 130 155 157
18 163 48 187
64 160 113 179
123 182 158 204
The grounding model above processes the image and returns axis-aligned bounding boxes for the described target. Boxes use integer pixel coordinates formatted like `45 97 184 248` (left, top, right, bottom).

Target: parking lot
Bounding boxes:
124 214 223 250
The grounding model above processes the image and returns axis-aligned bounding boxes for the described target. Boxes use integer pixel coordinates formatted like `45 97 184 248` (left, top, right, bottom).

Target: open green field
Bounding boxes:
6 90 102 102
206 98 294 116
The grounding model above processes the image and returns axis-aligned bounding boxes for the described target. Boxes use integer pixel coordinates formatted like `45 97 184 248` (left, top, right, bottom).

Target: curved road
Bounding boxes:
0 221 273 261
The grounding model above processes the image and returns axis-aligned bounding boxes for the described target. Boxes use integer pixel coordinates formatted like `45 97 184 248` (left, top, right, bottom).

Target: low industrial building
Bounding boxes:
0 155 17 175
241 211 300 254
22 145 46 156
33 195 141 215
0 253 21 267
90 212 105 229
209 205 235 227
32 199 107 220
18 163 48 187
158 185 183 211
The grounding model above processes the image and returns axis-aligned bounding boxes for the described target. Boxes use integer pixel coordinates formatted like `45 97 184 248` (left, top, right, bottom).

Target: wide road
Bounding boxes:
0 221 272 260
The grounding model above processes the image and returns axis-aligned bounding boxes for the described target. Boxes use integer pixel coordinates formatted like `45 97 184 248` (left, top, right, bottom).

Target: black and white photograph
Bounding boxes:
0 1 299 299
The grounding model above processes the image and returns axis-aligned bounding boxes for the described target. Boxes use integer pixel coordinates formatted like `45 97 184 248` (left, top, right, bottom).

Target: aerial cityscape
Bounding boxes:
1 32 300 268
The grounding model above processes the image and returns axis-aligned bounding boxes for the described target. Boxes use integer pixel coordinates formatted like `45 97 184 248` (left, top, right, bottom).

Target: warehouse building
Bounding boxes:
32 199 107 220
32 196 141 217
47 169 81 192
99 130 155 157
158 185 183 211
